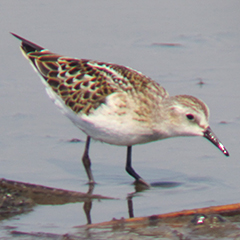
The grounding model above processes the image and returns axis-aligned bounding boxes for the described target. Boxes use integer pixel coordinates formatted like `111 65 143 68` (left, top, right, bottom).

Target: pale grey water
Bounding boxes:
0 0 240 237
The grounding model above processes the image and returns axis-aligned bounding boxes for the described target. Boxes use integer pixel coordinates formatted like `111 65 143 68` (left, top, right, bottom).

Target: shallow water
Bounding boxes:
0 0 240 238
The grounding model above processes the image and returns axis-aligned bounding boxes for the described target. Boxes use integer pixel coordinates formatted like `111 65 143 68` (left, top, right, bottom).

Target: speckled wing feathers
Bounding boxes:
13 33 168 115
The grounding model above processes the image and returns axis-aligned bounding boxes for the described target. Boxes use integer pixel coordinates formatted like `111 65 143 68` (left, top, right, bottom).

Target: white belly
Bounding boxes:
46 87 159 146
75 105 156 146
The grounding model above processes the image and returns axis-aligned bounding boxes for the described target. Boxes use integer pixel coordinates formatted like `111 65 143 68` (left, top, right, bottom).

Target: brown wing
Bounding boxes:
12 33 168 115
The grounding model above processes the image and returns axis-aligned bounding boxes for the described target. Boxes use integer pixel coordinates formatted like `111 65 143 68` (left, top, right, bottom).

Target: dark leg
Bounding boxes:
125 146 150 188
126 146 141 180
82 136 95 184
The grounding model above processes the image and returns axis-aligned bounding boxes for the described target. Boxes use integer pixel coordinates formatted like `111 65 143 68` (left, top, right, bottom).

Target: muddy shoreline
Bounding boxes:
1 178 240 239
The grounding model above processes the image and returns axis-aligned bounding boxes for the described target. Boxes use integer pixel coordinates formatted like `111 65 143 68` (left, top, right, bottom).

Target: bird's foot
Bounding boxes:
134 178 151 192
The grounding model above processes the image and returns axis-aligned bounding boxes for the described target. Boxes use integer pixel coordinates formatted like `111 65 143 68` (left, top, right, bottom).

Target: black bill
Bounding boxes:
203 126 229 156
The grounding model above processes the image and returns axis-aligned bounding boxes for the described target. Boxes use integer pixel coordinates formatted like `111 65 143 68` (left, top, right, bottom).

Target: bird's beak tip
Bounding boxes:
203 126 229 157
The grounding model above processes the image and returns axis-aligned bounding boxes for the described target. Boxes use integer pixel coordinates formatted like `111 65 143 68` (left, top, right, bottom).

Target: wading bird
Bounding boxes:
11 33 229 187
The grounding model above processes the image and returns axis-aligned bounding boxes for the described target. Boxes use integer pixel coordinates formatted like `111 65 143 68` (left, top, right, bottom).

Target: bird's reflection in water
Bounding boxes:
127 181 182 218
82 183 95 224
83 180 182 223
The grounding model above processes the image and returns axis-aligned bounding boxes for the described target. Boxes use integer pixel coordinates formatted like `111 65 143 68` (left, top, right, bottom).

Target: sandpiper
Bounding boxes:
11 33 229 187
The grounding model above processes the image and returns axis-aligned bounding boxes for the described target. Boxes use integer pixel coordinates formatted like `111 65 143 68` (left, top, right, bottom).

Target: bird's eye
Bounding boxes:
186 114 194 120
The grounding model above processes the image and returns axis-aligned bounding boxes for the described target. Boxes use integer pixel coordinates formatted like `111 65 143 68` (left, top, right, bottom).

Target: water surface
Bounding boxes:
0 0 239 238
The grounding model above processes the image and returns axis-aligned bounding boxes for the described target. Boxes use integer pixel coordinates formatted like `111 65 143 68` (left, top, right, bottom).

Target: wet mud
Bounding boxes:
1 178 240 239
0 178 113 221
